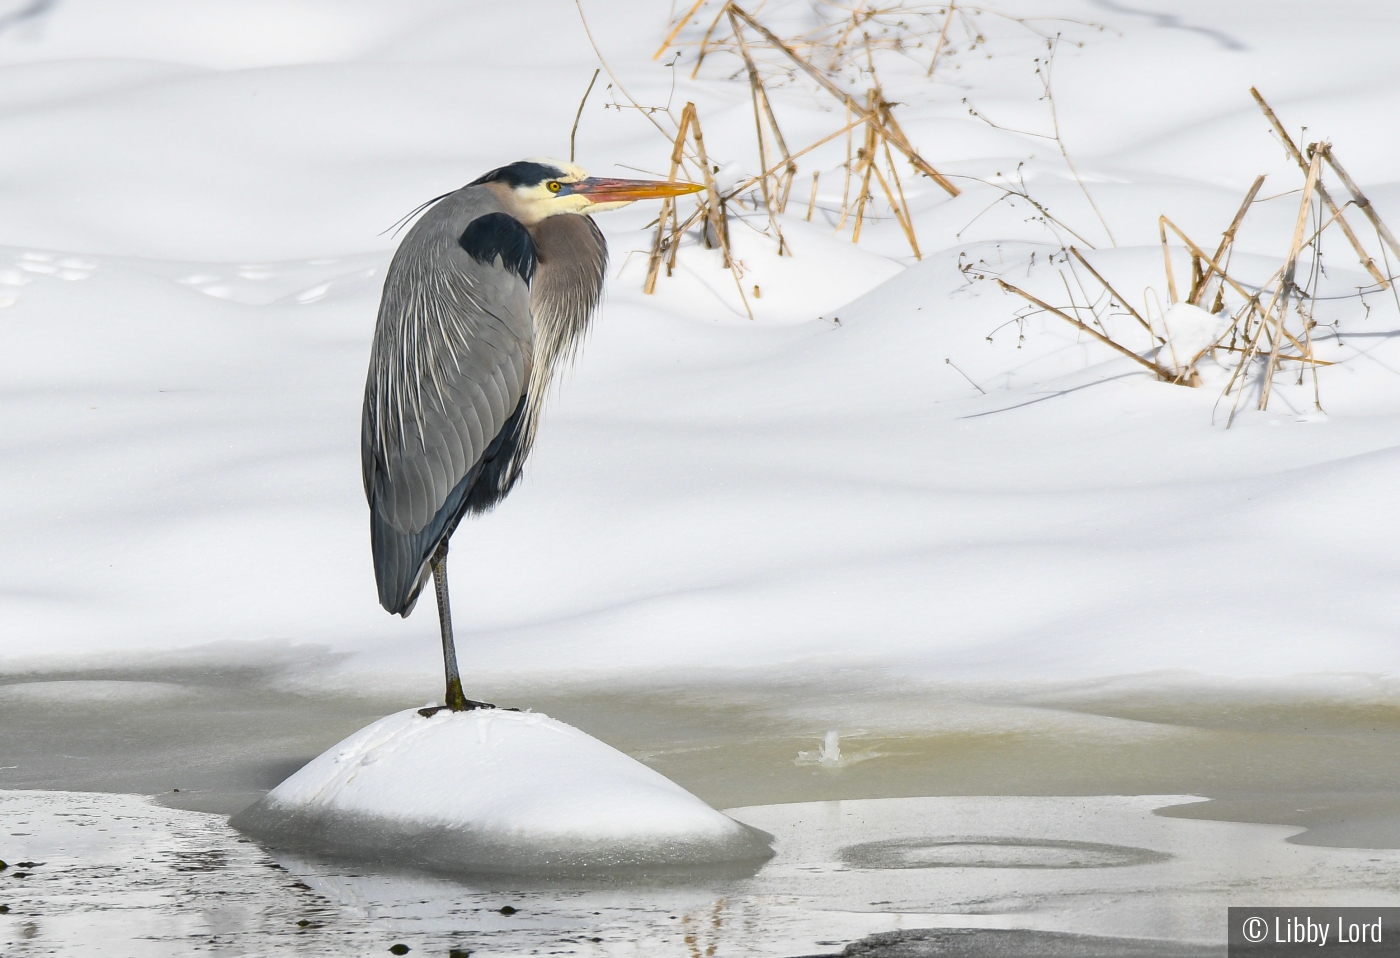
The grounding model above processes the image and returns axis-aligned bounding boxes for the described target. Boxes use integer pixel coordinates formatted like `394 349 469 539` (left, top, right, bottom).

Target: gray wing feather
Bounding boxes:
362 187 532 614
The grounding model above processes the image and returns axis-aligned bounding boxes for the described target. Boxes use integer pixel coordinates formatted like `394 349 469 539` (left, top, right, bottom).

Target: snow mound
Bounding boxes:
1157 302 1227 375
233 707 773 874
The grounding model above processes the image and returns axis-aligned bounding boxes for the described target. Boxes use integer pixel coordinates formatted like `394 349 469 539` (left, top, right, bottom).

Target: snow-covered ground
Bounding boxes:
3 0 1400 688
3 0 1400 950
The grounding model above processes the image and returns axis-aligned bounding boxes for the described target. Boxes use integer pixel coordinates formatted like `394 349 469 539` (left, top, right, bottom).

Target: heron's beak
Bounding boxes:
571 177 705 204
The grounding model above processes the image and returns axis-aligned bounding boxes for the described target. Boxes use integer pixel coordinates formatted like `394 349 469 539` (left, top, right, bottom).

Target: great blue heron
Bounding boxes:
362 158 702 712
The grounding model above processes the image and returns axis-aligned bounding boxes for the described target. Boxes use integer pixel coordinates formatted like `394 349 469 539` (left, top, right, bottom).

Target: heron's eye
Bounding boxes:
547 181 563 193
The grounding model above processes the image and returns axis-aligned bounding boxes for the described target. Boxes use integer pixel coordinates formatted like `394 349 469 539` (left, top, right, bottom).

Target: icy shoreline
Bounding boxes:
6 788 1400 957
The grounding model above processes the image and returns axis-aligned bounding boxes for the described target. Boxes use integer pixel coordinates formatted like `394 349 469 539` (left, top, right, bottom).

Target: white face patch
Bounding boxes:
509 159 607 223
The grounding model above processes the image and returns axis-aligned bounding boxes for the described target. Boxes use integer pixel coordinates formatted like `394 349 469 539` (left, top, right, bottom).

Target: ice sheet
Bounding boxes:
4 669 1398 848
5 790 1399 957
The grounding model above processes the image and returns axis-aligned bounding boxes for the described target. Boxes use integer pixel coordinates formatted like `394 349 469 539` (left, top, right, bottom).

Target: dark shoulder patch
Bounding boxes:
459 212 537 284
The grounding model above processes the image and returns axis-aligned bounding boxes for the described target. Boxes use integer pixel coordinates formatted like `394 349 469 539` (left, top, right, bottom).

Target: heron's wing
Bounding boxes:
361 193 536 614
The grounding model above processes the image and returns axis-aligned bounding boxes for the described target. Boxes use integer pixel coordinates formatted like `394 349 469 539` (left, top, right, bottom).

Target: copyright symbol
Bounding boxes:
1243 917 1269 943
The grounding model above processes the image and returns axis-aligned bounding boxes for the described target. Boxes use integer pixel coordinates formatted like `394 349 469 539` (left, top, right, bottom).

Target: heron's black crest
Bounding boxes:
459 212 537 284
470 160 566 189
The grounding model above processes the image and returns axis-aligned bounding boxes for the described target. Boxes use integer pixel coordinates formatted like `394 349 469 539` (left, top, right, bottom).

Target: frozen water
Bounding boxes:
232 707 773 874
4 666 1398 847
5 789 1399 957
0 679 195 705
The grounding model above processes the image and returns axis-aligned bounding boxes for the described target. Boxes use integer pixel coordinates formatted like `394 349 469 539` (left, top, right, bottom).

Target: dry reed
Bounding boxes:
984 90 1400 426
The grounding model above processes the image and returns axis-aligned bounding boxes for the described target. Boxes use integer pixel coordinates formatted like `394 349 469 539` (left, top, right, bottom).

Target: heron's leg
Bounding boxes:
427 544 494 713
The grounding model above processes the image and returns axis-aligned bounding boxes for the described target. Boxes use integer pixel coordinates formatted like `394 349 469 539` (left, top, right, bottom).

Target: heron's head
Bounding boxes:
472 158 704 224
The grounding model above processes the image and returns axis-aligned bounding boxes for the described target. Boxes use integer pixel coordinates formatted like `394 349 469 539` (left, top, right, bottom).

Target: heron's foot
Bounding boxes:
418 700 496 718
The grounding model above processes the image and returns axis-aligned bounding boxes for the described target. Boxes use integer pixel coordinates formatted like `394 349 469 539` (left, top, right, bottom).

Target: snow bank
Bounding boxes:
3 0 1400 688
232 707 773 873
